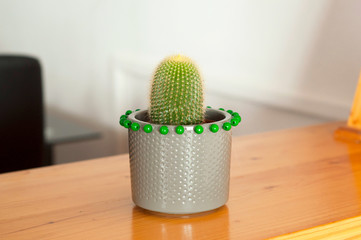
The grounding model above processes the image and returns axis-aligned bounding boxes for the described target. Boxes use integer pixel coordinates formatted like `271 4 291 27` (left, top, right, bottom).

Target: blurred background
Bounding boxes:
0 0 360 165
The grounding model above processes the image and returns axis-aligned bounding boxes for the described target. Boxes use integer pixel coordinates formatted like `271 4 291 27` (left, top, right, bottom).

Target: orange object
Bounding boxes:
1 122 361 239
335 70 361 143
348 71 361 129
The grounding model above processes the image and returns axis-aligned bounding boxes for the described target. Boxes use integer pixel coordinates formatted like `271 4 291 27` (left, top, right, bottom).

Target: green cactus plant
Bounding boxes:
149 54 204 125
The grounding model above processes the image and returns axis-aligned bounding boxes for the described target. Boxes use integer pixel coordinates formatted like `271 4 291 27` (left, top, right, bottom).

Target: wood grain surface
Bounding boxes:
1 122 361 240
271 215 361 240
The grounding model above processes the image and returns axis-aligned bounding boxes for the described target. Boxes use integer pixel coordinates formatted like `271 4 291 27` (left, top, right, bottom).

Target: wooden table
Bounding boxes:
1 122 361 240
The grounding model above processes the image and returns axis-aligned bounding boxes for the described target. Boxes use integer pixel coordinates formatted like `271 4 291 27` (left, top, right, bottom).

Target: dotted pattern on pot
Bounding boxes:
128 121 232 214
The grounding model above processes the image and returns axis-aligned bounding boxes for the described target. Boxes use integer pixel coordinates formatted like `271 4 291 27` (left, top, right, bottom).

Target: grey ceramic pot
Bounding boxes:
127 109 232 214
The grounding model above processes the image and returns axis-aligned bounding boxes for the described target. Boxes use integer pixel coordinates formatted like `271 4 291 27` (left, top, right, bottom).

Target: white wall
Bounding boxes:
0 0 360 159
114 0 361 119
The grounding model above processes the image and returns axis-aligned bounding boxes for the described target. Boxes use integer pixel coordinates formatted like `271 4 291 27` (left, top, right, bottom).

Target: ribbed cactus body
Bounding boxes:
150 55 204 125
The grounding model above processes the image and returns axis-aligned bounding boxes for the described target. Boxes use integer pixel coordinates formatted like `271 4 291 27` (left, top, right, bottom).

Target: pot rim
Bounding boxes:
127 109 232 130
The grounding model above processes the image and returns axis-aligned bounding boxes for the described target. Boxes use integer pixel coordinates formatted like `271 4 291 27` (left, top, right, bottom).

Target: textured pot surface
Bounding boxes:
128 109 232 214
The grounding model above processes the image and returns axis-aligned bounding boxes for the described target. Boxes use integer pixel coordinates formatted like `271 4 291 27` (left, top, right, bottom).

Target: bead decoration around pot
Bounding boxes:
119 107 242 135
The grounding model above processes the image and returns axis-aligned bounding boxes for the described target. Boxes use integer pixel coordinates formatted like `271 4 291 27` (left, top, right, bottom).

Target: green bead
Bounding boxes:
123 120 132 128
125 110 133 115
119 115 127 125
232 112 240 117
210 124 219 133
230 118 239 126
194 125 204 134
143 124 153 133
119 118 126 126
135 109 141 111
219 108 225 111
131 122 140 131
175 126 184 135
159 126 169 135
233 116 241 123
227 110 233 114
223 122 232 131
207 106 212 108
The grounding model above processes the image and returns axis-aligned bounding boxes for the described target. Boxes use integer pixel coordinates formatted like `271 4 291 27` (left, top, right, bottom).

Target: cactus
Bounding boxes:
149 55 204 125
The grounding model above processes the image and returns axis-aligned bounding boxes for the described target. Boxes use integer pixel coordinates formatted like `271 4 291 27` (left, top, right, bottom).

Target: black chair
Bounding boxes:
0 55 45 173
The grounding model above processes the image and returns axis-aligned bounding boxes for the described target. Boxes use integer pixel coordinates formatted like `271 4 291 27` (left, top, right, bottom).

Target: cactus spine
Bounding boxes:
150 55 204 125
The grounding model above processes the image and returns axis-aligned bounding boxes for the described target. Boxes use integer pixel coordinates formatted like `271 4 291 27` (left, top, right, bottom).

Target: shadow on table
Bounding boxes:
131 205 230 239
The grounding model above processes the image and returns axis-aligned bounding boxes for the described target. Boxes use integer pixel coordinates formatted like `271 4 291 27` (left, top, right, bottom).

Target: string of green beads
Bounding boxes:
119 108 241 134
